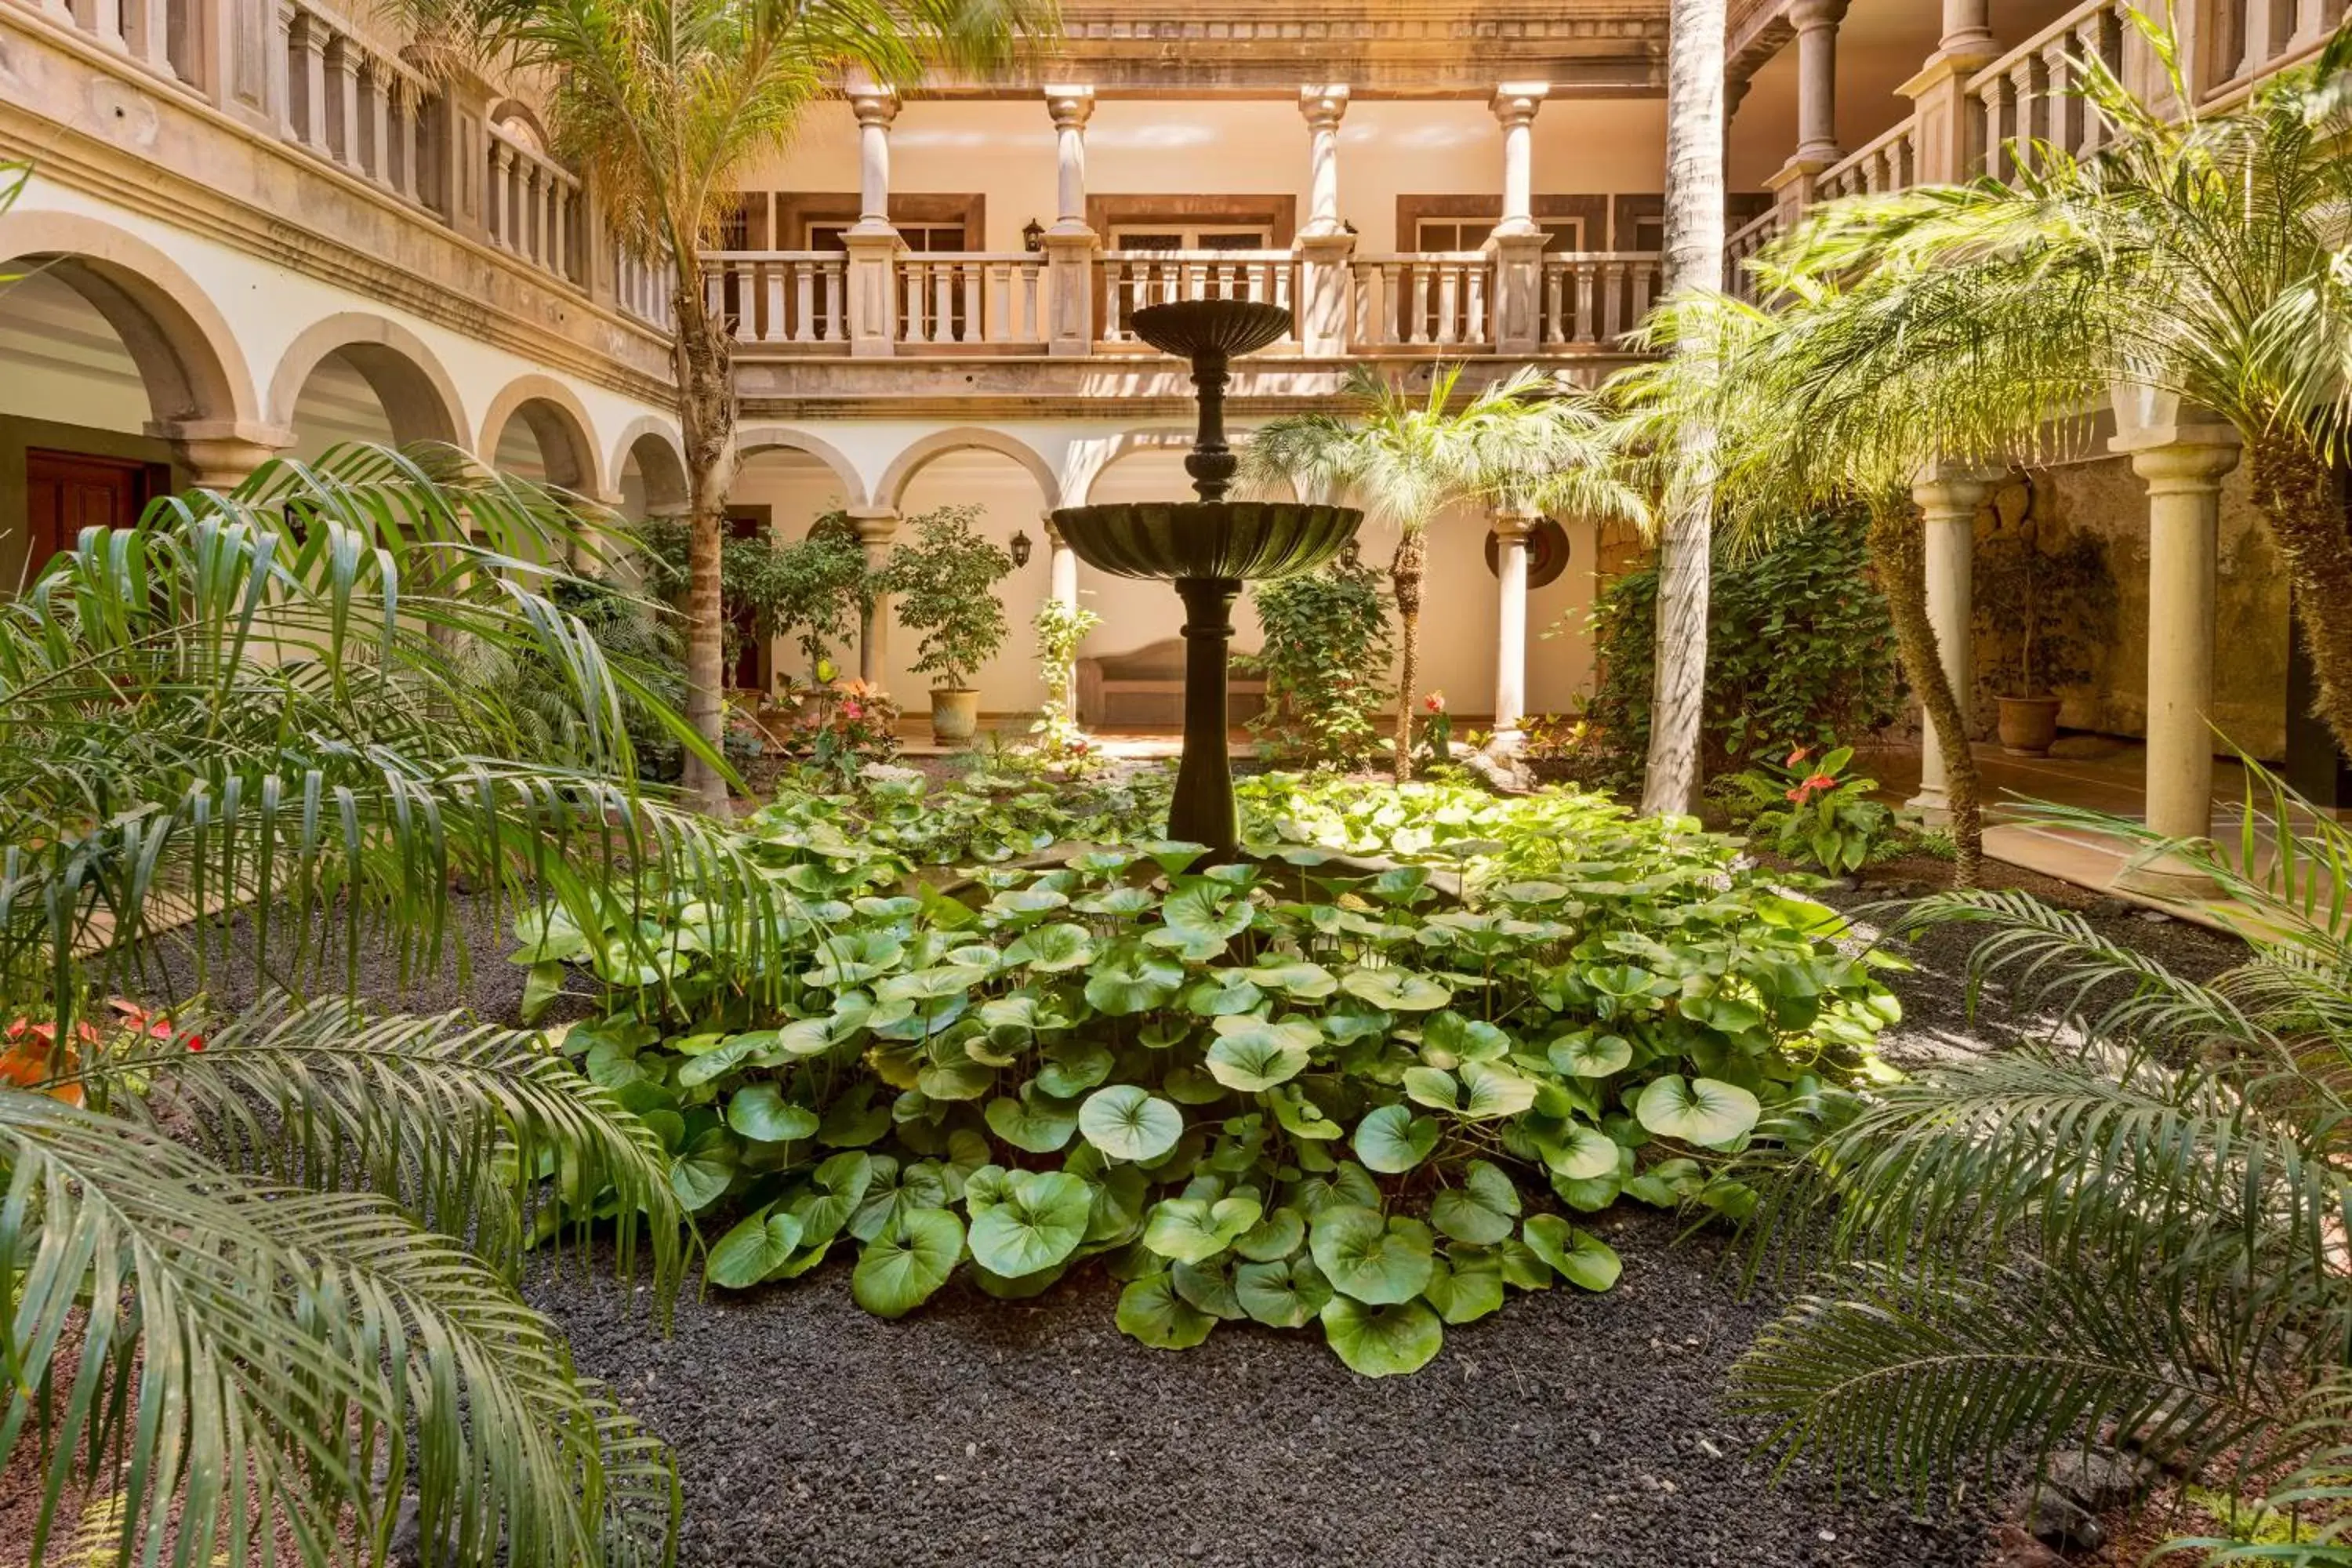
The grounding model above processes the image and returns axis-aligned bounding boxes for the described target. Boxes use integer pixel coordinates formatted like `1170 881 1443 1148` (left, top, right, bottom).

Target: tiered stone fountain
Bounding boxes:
1050 299 1363 858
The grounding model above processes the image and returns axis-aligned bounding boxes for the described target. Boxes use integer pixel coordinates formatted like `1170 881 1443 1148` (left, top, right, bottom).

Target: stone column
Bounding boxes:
155 421 298 490
1296 85 1354 356
1907 472 1994 821
848 504 900 689
1490 507 1537 749
1043 85 1098 357
1045 517 1080 718
1899 1 2000 186
843 79 902 358
1791 0 1849 165
1490 83 1548 353
2114 426 2241 845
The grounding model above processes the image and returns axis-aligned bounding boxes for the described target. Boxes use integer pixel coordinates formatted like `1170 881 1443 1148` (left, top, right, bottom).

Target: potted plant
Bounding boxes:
1972 485 2116 757
879 505 1013 743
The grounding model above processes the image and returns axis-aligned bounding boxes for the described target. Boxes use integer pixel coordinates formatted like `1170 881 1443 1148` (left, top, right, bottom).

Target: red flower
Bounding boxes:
1785 746 1811 768
1784 786 1810 804
1801 771 1837 793
842 701 864 720
1424 691 1447 713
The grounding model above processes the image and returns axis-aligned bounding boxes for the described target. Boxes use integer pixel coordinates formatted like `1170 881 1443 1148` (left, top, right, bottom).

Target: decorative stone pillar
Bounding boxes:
844 79 902 358
1043 85 1098 357
848 504 900 688
1045 516 1080 718
1490 83 1548 353
154 421 298 490
1900 2 2000 187
1906 471 1994 822
2114 419 2242 848
1489 507 1537 749
1791 0 1849 165
289 9 328 151
1295 85 1354 356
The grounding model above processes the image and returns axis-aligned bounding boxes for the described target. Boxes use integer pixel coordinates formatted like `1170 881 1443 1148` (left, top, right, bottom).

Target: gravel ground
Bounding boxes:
134 855 2249 1568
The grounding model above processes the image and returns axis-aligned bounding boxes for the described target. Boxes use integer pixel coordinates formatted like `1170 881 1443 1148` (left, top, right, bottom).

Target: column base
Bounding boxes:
2113 849 2219 904
1904 786 1952 827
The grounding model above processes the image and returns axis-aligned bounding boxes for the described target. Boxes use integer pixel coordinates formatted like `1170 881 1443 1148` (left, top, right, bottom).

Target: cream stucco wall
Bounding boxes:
737 95 1668 254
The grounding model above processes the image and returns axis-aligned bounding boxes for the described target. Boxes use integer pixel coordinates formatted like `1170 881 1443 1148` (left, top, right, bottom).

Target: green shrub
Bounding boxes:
518 771 1898 1375
1581 508 1903 786
1243 554 1393 769
876 506 1014 691
1715 745 1907 875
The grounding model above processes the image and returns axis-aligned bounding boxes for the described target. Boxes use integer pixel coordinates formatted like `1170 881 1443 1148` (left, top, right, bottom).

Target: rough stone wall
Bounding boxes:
1969 455 2290 760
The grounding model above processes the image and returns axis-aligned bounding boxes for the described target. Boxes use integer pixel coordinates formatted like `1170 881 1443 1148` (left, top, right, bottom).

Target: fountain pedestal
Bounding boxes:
1049 301 1363 859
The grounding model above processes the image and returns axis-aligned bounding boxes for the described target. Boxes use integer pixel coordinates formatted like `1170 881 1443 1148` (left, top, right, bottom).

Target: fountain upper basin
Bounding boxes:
1048 499 1361 582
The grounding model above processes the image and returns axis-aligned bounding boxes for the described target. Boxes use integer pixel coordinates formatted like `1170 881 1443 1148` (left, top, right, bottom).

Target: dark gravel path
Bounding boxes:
140 861 2248 1568
529 1209 1976 1568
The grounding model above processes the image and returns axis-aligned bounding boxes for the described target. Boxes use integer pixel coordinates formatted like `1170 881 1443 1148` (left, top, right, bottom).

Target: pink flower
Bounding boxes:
842 701 864 720
1785 746 1811 768
1801 771 1836 793
1424 691 1447 713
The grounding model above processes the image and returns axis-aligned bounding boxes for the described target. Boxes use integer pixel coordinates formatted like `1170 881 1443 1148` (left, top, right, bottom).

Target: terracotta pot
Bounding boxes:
1997 695 2063 757
930 686 982 743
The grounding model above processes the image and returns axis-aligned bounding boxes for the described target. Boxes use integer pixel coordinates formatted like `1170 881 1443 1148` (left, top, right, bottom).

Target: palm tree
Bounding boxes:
1611 287 1993 886
1244 365 1635 782
1748 12 2352 758
0 445 787 1563
1640 0 1729 816
1732 762 2352 1560
397 0 1050 814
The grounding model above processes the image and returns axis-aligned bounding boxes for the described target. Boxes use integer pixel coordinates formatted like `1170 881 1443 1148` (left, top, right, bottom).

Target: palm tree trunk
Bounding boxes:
1642 0 1728 818
1868 503 1984 887
672 269 737 817
2245 430 2352 758
1391 530 1425 782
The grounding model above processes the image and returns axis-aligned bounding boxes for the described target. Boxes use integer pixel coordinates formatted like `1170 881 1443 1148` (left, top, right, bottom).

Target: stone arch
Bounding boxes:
267 313 467 448
485 98 553 151
0 207 258 428
610 416 690 514
1065 427 1196 508
877 426 1062 512
477 373 604 494
735 423 869 509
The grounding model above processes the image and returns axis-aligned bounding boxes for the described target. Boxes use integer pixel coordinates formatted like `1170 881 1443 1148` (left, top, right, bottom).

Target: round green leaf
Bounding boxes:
966 1169 1093 1277
1004 921 1096 972
1035 1040 1115 1098
1205 1018 1315 1092
1235 1256 1333 1328
1352 1104 1439 1174
1085 950 1185 1015
1245 960 1338 1000
1319 1295 1443 1377
1422 1253 1505 1324
1173 1258 1247 1320
1142 1194 1264 1265
1231 1204 1306 1262
1309 1207 1436 1305
916 1057 996 1102
1548 1031 1635 1079
1339 967 1453 1012
1538 1122 1624 1182
1079 1085 1185 1163
985 1087 1080 1153
1428 1160 1520 1245
1522 1214 1623 1292
727 1084 820 1143
705 1207 804 1289
1633 1075 1761 1149
851 1209 964 1318
1185 973 1265 1017
1116 1271 1217 1349
1403 1061 1540 1120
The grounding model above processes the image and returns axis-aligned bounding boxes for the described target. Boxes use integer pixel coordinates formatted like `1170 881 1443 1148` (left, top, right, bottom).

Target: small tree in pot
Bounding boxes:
1972 482 2116 756
880 505 1014 742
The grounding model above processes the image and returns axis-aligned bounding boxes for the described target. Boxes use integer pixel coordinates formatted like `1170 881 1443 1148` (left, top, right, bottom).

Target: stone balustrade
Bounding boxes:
1539 253 1664 348
1972 0 2132 180
618 245 678 332
1348 253 1492 350
901 253 1049 347
483 122 583 285
1816 117 1916 203
1098 251 1297 346
1724 208 1785 302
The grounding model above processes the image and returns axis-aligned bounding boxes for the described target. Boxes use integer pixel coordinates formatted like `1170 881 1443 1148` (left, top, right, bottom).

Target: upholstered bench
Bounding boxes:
1075 638 1268 728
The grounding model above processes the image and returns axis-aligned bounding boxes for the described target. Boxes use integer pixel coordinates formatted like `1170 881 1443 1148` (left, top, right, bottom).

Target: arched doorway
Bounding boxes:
886 442 1058 723
270 316 466 459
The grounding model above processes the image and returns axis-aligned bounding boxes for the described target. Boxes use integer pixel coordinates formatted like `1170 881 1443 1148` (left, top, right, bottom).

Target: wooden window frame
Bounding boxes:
1087 194 1298 249
765 192 987 249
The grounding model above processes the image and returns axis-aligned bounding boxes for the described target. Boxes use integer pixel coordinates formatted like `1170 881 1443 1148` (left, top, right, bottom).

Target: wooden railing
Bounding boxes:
1348 253 1492 350
1540 253 1663 347
1097 250 1298 345
899 253 1048 347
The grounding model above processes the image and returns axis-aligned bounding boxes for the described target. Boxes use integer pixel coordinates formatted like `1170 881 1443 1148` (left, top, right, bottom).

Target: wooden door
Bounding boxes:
25 449 163 572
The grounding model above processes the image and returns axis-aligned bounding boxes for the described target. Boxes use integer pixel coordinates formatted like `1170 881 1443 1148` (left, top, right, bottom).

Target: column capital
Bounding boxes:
1298 83 1348 130
151 419 299 490
1789 0 1850 31
848 80 900 129
1044 83 1095 130
846 503 900 546
1489 505 1541 541
2121 432 2243 491
1911 466 1998 517
1489 81 1548 129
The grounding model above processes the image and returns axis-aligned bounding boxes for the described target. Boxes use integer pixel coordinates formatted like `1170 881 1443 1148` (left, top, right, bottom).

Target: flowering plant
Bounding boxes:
1413 689 1455 772
774 675 901 782
1719 744 1904 875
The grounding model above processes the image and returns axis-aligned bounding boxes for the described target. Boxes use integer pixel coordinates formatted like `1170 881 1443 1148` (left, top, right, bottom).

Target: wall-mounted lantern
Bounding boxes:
1022 218 1045 252
1010 528 1033 568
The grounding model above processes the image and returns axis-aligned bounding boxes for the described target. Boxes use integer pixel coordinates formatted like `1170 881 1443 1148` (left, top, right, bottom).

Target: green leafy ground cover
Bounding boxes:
519 768 1900 1374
